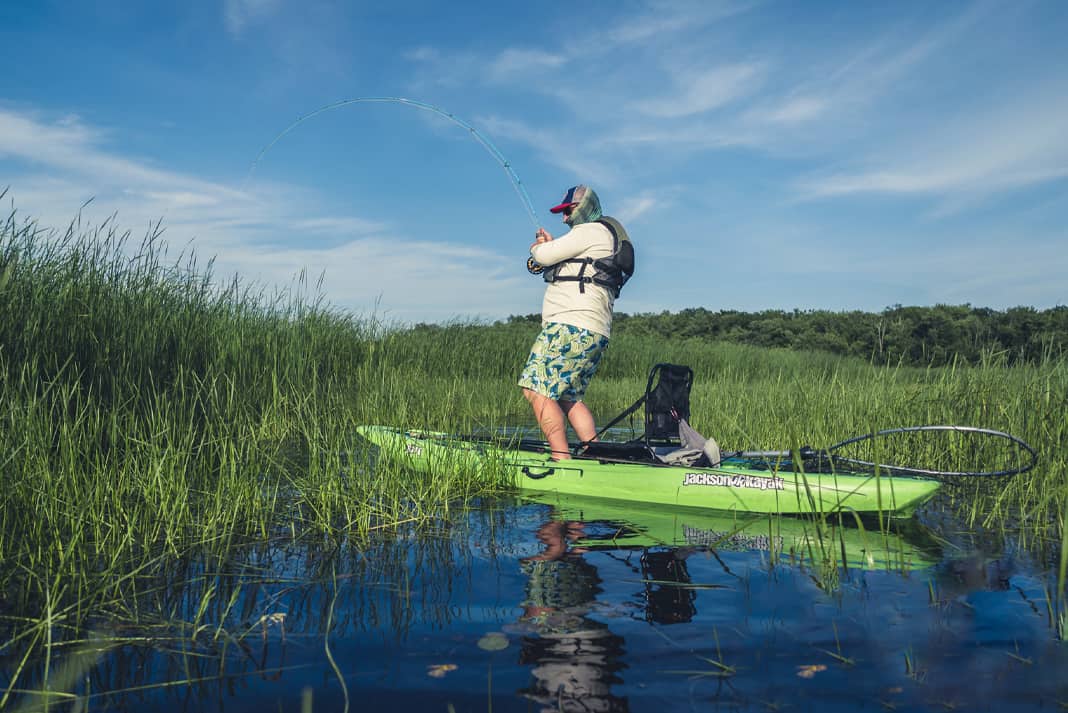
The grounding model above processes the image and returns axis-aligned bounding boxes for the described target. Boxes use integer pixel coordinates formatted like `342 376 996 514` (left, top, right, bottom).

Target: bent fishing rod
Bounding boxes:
246 96 541 230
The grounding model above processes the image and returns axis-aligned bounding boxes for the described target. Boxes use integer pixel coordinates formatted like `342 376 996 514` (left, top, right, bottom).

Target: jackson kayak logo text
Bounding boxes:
682 526 784 551
682 472 786 491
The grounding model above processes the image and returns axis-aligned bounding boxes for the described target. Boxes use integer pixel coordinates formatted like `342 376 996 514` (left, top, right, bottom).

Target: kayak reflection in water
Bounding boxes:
517 520 628 712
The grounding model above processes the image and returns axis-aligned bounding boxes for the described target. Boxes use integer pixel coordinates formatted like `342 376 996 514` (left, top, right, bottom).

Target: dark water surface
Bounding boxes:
12 496 1068 712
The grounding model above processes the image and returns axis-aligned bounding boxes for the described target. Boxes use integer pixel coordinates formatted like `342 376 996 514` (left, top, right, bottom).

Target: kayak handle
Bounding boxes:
521 466 555 480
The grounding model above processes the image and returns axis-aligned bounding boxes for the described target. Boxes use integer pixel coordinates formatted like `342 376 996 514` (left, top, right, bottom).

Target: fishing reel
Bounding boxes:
526 256 544 275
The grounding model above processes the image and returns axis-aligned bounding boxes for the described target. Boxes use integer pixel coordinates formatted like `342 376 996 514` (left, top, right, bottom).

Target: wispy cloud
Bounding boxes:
223 0 283 36
631 63 764 119
797 81 1068 201
486 49 567 83
403 0 1068 218
289 216 386 236
730 5 998 149
615 193 657 223
0 109 244 203
205 236 533 322
757 96 828 125
596 0 756 51
476 115 618 187
405 2 754 100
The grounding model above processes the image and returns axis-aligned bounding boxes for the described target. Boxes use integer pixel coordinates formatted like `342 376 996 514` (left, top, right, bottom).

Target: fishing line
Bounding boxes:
246 97 540 229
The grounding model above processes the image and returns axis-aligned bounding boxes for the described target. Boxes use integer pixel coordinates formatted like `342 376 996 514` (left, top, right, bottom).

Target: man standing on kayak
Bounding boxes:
519 185 630 460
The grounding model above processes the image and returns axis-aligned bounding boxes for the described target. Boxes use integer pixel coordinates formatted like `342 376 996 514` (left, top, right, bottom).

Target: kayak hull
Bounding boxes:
356 426 942 517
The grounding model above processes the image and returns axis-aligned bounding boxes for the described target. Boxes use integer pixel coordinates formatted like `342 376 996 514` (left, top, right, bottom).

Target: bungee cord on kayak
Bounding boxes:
246 96 541 229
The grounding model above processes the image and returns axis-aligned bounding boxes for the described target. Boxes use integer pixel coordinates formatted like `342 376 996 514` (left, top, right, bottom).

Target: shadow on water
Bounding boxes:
3 497 1067 712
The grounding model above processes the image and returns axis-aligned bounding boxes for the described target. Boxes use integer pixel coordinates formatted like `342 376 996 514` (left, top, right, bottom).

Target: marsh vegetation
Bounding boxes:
1 202 1064 709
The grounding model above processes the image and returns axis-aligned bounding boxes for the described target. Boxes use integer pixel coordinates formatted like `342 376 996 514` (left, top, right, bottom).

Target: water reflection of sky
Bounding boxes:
11 498 1067 712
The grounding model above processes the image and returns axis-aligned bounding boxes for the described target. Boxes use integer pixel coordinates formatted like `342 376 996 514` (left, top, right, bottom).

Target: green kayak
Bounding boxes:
522 492 940 570
356 425 943 517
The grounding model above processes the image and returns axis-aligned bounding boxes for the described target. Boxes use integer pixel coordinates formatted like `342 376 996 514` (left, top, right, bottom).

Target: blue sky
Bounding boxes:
2 1 1066 324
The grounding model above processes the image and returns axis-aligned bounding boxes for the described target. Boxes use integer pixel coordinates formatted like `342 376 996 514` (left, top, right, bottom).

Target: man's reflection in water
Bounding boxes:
517 520 629 712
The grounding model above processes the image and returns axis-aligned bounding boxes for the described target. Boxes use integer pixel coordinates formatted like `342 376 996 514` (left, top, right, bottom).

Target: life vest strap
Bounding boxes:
541 217 633 298
552 257 596 293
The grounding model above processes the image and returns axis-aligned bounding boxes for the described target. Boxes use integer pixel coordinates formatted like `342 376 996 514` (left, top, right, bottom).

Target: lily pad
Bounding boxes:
477 632 509 651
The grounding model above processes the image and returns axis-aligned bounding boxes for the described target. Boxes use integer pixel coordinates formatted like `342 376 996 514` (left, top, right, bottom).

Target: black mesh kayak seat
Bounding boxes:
584 363 721 466
584 364 705 463
641 363 693 446
593 363 693 445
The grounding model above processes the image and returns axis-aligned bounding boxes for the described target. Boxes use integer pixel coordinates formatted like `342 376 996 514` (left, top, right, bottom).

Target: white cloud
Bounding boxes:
797 83 1068 200
598 121 759 152
0 110 97 160
138 190 223 209
289 216 386 236
476 115 617 187
598 1 755 49
616 194 657 223
487 49 566 83
404 46 440 63
632 63 764 119
205 236 535 322
758 96 828 124
0 109 243 200
682 4 1007 154
223 0 283 36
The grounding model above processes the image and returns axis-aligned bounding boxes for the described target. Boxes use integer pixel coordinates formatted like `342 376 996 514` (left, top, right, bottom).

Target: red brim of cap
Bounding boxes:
549 202 577 214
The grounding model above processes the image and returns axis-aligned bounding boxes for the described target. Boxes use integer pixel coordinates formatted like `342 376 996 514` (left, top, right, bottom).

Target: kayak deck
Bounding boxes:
356 425 943 517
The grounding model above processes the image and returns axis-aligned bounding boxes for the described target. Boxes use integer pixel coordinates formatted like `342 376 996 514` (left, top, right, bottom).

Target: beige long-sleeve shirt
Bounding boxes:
530 221 616 337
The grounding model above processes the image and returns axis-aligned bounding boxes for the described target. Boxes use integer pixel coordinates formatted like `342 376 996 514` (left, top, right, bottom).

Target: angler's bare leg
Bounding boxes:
523 388 571 460
560 400 597 444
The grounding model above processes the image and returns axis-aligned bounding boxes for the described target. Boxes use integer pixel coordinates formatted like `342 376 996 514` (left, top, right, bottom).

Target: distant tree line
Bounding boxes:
501 305 1068 366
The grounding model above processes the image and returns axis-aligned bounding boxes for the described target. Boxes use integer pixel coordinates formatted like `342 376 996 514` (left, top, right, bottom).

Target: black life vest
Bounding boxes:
541 217 634 298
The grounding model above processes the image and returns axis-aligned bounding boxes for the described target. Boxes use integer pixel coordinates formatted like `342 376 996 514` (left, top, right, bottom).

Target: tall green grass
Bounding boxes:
0 199 513 700
1 200 1065 702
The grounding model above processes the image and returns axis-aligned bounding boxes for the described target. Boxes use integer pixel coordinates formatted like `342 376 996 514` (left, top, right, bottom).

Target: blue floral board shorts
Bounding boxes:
518 322 610 401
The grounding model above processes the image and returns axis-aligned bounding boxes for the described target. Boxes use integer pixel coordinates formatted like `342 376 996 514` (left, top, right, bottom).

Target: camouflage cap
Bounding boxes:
549 185 602 226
